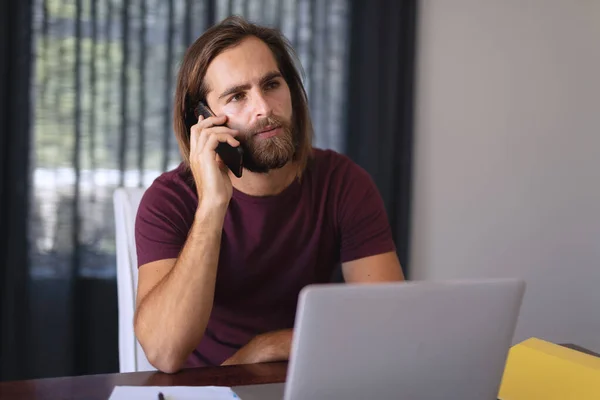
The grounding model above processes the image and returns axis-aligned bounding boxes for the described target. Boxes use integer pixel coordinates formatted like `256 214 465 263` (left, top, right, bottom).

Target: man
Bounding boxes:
134 16 404 374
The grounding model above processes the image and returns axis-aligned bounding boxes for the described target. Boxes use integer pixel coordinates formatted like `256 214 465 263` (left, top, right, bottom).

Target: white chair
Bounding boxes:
113 187 156 372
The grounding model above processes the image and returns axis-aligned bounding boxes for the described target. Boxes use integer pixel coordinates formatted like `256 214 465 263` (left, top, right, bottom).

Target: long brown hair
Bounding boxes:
173 16 313 175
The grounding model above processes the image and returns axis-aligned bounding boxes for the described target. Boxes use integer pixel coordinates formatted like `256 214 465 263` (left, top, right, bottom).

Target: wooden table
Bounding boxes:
1 344 597 400
0 362 287 400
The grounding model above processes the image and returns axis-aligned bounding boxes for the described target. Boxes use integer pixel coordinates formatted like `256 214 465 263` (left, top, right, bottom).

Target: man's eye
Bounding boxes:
230 93 245 103
265 80 280 90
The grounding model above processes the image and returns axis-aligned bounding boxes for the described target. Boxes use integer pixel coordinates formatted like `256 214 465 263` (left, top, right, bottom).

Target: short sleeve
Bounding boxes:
135 176 195 267
336 161 396 263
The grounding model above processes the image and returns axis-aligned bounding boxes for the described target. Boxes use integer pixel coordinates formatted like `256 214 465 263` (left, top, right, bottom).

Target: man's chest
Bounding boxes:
213 197 339 305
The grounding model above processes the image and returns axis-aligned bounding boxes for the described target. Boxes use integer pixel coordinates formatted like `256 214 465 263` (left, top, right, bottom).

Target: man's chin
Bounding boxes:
242 157 291 174
240 136 295 174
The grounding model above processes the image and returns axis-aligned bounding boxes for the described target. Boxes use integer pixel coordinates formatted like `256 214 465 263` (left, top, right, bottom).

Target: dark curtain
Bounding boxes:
345 0 417 277
0 0 34 382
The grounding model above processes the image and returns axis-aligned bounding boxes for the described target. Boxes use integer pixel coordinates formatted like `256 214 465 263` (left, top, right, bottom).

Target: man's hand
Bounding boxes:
189 114 240 208
221 329 293 366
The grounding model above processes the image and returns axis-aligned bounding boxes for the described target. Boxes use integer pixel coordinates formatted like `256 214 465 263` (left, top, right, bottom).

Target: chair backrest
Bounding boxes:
113 187 156 372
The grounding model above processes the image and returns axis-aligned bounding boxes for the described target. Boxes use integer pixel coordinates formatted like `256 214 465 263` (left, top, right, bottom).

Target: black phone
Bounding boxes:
193 102 244 178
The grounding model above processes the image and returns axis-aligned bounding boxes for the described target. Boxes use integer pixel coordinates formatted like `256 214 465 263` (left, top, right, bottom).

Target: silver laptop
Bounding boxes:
232 279 525 400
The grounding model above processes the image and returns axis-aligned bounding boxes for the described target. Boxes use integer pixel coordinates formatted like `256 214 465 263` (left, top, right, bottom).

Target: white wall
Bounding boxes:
411 0 600 352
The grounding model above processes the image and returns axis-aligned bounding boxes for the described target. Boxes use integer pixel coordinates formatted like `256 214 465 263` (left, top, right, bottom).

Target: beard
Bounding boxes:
237 115 296 174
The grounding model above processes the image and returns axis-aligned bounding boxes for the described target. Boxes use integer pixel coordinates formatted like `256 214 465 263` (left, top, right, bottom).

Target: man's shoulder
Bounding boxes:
151 162 194 189
311 147 358 172
140 163 196 210
310 147 372 185
135 163 195 266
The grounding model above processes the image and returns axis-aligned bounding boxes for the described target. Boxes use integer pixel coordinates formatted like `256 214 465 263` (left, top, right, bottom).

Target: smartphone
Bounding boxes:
194 102 244 178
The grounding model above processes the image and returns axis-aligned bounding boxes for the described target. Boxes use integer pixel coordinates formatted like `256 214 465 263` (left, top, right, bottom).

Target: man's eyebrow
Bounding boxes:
218 83 250 100
217 71 283 100
259 71 283 85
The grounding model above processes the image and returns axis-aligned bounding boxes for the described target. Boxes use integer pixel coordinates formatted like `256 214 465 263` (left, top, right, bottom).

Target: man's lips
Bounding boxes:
255 125 282 139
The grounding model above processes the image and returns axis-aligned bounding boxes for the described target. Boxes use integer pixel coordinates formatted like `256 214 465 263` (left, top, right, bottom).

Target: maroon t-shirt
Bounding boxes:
135 148 396 367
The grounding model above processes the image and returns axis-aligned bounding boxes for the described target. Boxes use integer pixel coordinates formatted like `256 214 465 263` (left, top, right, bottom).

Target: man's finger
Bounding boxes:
203 132 241 156
197 127 239 153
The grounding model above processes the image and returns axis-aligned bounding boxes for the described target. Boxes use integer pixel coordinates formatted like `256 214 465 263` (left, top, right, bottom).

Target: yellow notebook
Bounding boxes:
498 338 600 400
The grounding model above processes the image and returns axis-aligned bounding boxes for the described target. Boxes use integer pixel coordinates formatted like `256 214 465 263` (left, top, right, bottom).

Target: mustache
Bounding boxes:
240 116 287 137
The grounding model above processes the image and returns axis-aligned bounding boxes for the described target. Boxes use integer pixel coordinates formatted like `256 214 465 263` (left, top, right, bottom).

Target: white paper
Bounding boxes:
108 386 241 400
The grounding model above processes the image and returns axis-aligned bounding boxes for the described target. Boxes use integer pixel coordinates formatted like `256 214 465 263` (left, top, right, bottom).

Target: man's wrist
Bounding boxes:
195 200 228 225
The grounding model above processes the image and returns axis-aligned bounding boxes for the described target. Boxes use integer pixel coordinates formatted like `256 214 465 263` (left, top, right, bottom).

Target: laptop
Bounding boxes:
232 279 525 400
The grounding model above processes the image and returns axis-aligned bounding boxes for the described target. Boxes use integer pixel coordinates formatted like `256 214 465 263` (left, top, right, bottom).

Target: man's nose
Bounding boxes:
251 91 273 118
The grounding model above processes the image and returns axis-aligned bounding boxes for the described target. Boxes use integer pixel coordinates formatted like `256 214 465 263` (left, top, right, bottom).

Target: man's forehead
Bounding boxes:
204 37 279 91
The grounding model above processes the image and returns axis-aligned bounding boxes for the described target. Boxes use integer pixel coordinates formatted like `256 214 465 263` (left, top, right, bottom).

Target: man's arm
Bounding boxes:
221 329 293 366
135 113 241 373
342 251 405 283
134 204 225 373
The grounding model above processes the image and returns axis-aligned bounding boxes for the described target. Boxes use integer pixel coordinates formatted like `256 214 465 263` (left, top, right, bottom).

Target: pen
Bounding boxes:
158 392 165 400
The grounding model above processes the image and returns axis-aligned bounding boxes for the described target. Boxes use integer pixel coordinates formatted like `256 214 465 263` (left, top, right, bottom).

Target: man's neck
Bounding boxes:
229 162 299 197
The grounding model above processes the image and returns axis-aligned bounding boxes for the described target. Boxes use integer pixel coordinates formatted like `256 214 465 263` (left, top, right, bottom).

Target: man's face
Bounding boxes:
204 36 295 173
